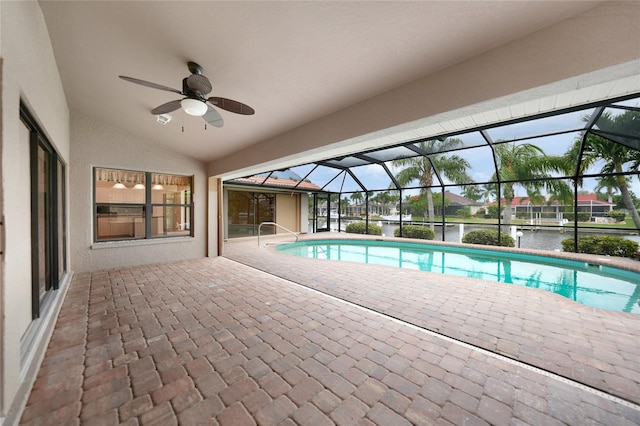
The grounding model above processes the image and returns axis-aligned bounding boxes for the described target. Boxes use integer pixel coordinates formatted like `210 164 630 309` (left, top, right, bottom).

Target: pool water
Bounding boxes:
276 239 640 314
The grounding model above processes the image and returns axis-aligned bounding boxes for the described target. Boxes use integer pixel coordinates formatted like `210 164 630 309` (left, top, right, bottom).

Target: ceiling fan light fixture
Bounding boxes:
181 98 207 116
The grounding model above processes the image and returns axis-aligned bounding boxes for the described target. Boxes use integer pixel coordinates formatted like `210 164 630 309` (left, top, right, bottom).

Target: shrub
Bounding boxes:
457 206 472 219
475 208 486 217
606 210 626 222
394 225 435 240
461 229 515 247
487 205 500 219
561 235 638 258
345 221 382 235
563 212 591 222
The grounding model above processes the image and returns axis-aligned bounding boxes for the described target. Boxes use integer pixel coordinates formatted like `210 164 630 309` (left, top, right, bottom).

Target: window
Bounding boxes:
227 190 275 238
21 104 67 319
94 168 193 241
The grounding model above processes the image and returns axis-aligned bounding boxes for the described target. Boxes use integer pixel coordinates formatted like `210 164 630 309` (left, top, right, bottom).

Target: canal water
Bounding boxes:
321 220 640 252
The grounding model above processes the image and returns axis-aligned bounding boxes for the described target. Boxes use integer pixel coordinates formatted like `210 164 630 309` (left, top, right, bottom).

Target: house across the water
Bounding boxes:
488 194 615 222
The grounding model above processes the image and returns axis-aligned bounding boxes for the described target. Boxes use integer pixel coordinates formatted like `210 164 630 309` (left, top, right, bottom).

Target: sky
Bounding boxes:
289 103 640 201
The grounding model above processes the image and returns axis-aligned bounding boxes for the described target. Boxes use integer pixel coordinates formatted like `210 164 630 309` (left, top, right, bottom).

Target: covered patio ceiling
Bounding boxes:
38 2 640 168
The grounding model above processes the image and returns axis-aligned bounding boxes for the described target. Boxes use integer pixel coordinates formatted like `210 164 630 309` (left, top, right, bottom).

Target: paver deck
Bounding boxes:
19 234 640 425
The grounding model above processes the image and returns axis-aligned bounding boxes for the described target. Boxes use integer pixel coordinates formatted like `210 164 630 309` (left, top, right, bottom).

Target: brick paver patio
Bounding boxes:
19 235 640 425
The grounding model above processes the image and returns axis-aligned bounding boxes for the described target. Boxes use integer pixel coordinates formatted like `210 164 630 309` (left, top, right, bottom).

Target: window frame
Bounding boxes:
94 167 194 242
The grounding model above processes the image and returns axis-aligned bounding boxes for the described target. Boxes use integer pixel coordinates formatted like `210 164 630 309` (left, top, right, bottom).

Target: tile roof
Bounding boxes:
229 175 321 191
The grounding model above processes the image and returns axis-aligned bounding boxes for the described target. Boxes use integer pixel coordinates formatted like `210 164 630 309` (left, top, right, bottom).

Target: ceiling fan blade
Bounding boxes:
151 99 182 115
208 97 255 115
119 76 182 94
186 74 212 95
203 106 224 127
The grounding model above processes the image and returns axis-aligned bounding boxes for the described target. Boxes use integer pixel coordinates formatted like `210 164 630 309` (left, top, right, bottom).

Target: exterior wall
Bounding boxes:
208 2 640 179
0 1 71 424
275 193 300 233
69 115 208 273
9 121 31 360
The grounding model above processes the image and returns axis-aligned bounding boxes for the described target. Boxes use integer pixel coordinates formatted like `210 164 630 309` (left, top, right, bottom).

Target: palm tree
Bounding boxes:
481 183 498 203
492 142 572 228
388 192 400 215
374 192 392 215
350 191 364 216
594 175 621 203
630 148 640 173
327 193 340 217
393 138 472 230
461 185 484 202
568 110 640 229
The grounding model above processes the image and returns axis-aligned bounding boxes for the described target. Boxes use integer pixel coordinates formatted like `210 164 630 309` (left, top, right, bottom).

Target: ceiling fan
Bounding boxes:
119 61 254 128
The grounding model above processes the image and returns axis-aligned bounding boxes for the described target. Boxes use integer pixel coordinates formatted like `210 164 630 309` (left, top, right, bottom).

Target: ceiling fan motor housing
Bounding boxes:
183 78 200 99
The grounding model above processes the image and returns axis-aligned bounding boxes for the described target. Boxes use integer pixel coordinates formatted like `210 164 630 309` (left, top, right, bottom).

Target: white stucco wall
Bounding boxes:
69 115 208 273
1 1 70 422
8 121 32 360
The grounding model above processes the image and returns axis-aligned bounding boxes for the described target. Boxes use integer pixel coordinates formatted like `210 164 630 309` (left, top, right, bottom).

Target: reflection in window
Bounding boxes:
57 159 66 281
151 173 192 237
227 190 275 238
94 168 193 241
37 143 51 299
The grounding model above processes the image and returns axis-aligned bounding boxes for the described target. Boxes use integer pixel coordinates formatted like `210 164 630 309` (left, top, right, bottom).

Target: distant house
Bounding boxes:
564 194 616 217
442 191 485 216
486 194 615 220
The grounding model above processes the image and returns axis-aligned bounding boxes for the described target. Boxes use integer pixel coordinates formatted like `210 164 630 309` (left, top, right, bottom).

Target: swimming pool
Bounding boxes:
276 239 640 314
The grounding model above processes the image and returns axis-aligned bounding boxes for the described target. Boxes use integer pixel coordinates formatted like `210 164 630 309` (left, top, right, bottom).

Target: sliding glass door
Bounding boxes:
22 104 66 319
36 140 52 306
227 190 275 238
